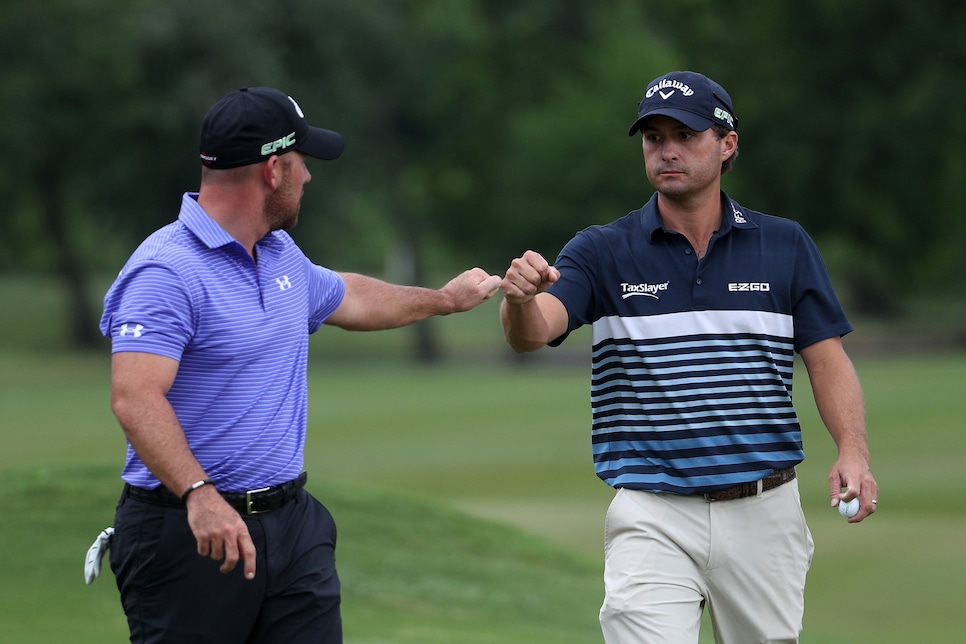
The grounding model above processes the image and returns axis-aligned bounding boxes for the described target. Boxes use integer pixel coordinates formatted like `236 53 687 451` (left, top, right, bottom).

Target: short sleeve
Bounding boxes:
791 228 853 351
546 229 600 346
306 263 346 334
100 262 194 361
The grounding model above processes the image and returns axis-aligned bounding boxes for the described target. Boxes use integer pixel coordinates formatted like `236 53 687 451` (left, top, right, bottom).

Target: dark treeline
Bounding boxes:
2 0 963 348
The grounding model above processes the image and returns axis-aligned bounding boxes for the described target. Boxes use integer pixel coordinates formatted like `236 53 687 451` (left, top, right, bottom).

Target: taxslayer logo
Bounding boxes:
621 281 670 299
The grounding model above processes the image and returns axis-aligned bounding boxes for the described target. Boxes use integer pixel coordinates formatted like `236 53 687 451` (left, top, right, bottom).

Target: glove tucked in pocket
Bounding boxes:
84 527 114 585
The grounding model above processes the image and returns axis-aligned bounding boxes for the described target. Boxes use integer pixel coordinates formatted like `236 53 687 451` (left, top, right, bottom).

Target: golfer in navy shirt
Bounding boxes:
100 87 501 643
500 72 879 643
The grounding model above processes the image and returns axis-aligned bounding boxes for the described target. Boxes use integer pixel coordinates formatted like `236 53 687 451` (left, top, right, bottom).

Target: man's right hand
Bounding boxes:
501 250 560 304
185 485 257 579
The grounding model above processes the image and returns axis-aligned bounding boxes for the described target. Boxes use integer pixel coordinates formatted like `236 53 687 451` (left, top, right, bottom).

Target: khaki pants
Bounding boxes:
599 481 814 644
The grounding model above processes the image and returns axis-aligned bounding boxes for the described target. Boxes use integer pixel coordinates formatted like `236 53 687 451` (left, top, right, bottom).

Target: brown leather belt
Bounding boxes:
703 468 796 502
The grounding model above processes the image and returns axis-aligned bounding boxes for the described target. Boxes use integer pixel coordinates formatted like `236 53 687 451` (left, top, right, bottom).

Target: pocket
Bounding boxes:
602 489 626 558
110 498 162 591
309 493 338 548
786 482 815 570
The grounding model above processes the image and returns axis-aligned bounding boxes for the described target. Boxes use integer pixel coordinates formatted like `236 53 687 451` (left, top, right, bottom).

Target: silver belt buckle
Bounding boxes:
245 486 271 514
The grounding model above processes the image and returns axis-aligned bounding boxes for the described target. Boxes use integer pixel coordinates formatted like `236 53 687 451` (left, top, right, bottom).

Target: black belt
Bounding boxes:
703 468 796 502
125 471 307 515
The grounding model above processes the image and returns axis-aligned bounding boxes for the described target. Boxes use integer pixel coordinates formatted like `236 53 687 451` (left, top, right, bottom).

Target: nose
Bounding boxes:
659 140 680 161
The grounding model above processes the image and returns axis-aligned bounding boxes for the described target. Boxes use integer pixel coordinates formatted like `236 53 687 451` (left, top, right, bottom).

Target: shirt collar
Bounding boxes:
640 190 758 241
722 193 759 232
179 192 237 249
640 193 665 240
178 192 285 254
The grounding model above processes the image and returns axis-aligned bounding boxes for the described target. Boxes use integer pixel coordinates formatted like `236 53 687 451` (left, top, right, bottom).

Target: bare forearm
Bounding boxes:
341 274 456 330
110 352 208 494
329 269 501 331
801 337 879 520
112 391 207 494
500 297 554 353
804 345 869 459
110 351 256 575
816 378 868 459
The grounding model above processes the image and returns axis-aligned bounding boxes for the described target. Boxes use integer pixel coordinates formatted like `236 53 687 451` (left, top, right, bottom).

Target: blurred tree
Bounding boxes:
0 0 358 348
481 3 681 265
643 0 966 315
0 0 143 347
252 0 670 358
3 0 963 352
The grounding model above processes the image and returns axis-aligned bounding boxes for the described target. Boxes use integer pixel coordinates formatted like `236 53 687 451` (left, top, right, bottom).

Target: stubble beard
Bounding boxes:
648 162 719 201
648 165 691 198
264 166 301 231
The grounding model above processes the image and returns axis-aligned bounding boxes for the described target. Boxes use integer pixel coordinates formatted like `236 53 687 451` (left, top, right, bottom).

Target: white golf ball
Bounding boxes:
838 497 860 518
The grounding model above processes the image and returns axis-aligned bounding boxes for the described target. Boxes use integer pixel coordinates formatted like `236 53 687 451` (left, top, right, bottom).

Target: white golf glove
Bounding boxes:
84 527 114 585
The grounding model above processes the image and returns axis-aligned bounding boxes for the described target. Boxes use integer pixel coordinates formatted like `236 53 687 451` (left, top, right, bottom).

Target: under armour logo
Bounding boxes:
119 324 144 338
276 275 293 291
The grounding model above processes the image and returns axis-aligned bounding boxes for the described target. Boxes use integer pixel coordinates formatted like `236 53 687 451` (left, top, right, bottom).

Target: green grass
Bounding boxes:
2 344 966 642
0 466 604 643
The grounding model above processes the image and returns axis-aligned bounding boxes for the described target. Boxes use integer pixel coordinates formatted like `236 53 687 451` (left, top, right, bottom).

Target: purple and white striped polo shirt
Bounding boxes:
100 193 345 492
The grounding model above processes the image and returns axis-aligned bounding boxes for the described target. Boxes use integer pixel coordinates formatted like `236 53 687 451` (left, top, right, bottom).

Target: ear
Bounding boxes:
261 156 282 190
721 131 738 160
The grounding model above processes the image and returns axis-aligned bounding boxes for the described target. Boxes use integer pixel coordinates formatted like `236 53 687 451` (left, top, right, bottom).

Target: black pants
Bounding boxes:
110 486 341 643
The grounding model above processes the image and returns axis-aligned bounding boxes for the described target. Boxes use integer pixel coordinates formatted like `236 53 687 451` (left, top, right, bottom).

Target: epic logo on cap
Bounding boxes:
261 132 297 156
713 107 734 128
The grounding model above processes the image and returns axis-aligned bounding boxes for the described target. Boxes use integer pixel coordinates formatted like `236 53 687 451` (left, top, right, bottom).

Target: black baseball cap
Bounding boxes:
628 71 737 136
199 87 345 168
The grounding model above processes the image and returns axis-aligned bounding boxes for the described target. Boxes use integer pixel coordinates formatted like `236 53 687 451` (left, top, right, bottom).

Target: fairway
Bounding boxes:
1 346 965 642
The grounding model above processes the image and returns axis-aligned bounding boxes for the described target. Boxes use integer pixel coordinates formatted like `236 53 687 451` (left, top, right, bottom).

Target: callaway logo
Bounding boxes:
621 281 670 299
646 78 695 100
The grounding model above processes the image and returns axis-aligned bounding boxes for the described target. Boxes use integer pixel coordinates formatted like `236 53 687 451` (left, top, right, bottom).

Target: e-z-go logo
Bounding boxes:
728 282 771 292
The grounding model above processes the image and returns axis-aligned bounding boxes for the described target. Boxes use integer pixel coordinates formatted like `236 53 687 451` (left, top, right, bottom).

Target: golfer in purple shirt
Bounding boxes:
99 87 501 643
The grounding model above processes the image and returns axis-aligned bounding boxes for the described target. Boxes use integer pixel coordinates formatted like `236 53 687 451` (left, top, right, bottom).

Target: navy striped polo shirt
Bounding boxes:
547 191 852 494
100 193 345 492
